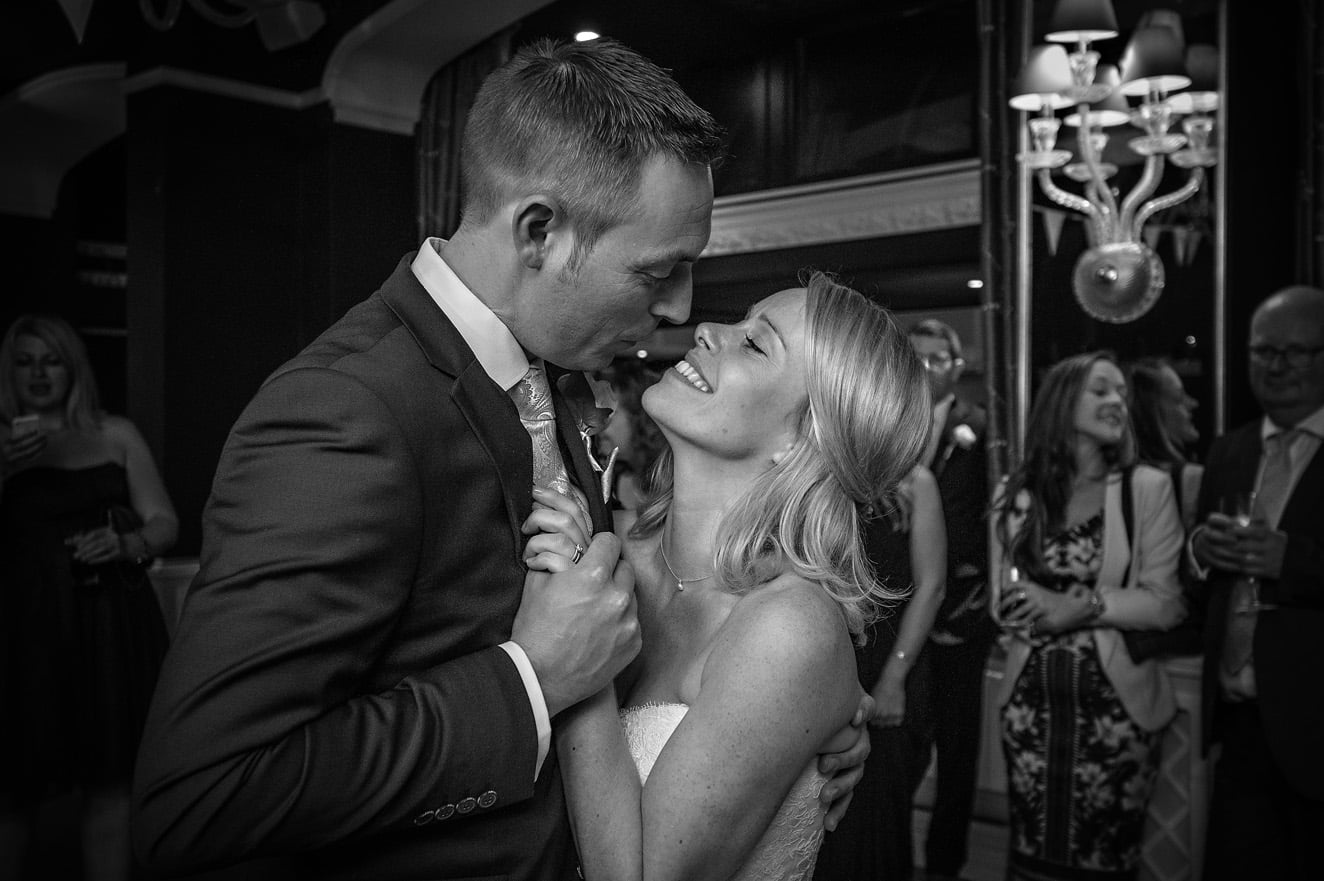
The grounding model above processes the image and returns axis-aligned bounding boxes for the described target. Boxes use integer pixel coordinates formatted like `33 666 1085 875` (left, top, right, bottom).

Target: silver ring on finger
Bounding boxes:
571 543 585 565
1017 589 1027 602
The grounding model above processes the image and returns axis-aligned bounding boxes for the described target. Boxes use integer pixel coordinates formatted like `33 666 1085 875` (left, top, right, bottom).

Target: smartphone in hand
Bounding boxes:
10 414 41 438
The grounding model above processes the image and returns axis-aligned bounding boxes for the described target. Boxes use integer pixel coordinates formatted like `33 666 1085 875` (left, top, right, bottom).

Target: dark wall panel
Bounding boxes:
127 88 413 555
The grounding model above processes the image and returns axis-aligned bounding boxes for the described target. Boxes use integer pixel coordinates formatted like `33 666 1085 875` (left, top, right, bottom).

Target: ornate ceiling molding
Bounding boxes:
124 67 324 109
322 0 554 135
0 62 126 218
705 159 980 257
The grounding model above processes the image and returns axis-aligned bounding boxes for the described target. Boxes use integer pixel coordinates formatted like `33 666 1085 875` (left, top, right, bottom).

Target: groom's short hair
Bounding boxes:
458 37 725 271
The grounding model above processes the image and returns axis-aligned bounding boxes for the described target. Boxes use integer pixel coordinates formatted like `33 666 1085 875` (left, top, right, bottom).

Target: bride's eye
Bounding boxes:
744 334 764 354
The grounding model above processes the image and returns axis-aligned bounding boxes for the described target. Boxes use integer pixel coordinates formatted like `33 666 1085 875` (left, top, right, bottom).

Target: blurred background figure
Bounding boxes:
596 359 666 513
991 352 1185 881
814 462 946 881
0 314 177 881
1190 286 1324 881
907 318 995 881
1127 356 1203 530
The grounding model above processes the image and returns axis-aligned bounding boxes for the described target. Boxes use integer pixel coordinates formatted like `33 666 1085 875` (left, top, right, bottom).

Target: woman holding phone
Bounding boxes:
990 351 1185 881
0 314 177 881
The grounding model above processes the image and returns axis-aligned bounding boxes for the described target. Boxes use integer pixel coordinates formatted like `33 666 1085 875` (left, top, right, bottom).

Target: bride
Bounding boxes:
523 272 931 880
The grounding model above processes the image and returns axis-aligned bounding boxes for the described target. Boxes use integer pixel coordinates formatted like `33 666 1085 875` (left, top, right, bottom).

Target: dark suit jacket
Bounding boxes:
132 255 609 879
929 397 996 644
1193 419 1324 799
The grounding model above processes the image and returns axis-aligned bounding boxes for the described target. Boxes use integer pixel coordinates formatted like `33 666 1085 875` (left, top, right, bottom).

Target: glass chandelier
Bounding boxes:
1011 0 1219 322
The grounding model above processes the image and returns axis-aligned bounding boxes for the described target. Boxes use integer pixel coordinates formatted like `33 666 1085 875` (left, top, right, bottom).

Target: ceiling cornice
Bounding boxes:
323 0 554 135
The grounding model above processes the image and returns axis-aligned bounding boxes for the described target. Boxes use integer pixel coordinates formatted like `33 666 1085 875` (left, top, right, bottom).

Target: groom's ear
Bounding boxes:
513 195 567 271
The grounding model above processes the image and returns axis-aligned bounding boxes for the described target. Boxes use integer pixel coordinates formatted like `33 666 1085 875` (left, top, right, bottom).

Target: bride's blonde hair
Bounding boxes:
633 271 931 635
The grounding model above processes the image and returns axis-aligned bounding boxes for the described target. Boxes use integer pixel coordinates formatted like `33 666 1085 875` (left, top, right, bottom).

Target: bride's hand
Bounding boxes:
522 485 592 573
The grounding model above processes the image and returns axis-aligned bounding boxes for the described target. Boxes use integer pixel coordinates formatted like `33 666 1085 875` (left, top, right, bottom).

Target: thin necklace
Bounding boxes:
657 533 714 593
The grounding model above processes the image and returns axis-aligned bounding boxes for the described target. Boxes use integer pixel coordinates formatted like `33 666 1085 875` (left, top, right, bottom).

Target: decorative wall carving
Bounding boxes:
705 159 980 257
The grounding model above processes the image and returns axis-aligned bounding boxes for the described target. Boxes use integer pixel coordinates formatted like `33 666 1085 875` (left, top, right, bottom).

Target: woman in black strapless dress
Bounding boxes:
813 464 948 881
0 314 178 881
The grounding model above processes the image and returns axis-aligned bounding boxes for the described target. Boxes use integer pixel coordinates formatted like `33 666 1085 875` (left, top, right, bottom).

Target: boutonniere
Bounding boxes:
557 371 618 504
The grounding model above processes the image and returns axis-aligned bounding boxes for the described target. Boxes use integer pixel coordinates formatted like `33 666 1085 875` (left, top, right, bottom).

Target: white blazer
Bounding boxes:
993 465 1187 732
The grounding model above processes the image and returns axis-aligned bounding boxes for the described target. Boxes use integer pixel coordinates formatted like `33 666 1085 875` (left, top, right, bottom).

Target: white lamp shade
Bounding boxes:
1010 44 1075 111
1045 0 1119 44
1118 25 1191 96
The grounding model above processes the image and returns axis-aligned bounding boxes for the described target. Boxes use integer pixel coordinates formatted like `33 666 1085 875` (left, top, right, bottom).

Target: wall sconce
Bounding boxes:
1011 0 1218 322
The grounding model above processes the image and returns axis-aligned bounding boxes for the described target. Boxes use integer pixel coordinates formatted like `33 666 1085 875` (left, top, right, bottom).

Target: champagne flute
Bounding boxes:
1224 491 1267 612
992 564 1022 629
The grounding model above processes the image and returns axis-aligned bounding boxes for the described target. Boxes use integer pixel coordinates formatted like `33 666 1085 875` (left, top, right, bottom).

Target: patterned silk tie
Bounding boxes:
509 364 591 528
1221 429 1297 675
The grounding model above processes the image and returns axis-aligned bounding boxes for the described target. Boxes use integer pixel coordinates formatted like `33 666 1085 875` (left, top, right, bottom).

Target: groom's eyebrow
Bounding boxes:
639 247 697 269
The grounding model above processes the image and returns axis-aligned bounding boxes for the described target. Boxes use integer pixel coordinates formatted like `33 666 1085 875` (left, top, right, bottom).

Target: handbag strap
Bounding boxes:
1119 465 1135 587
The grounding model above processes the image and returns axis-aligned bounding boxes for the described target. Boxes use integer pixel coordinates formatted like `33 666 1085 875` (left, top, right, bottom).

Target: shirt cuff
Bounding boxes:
499 641 552 780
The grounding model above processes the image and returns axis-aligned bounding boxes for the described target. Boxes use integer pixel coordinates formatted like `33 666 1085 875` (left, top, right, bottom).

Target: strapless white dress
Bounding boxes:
619 702 828 881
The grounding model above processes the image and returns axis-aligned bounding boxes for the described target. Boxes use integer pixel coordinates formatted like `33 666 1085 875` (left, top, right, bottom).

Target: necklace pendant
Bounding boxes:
677 581 684 592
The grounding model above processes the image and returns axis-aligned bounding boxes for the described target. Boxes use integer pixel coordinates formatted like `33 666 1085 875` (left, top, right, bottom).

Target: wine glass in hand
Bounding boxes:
1224 491 1268 612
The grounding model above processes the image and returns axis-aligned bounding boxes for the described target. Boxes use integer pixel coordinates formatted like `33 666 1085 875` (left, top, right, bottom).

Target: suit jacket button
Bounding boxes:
412 809 435 826
478 790 497 809
436 804 456 820
457 796 477 814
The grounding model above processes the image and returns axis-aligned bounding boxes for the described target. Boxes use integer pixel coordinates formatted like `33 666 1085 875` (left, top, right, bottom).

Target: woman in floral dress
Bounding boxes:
990 352 1186 881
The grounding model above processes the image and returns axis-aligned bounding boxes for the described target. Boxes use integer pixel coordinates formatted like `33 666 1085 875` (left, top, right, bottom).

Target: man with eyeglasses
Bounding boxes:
907 319 994 881
1190 285 1324 880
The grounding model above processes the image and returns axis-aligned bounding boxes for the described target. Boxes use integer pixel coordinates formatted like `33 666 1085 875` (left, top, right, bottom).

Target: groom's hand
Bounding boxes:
514 533 641 718
816 691 874 831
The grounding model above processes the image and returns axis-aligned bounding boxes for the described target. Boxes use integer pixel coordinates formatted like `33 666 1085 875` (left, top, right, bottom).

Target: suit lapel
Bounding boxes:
1231 425 1263 498
452 368 535 548
378 254 533 551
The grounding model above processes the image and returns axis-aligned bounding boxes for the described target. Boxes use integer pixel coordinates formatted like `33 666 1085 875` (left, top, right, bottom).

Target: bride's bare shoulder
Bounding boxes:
695 574 857 722
721 575 854 668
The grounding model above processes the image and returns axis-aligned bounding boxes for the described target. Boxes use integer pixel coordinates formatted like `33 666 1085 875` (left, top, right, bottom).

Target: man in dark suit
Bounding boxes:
907 319 995 881
1191 285 1324 880
132 38 868 880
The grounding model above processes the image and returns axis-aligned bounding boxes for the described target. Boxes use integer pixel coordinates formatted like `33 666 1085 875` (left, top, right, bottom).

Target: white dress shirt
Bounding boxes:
411 238 552 779
1253 404 1324 527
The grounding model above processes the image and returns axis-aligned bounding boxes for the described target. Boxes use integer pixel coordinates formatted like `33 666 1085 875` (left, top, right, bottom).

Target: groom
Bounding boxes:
132 38 869 879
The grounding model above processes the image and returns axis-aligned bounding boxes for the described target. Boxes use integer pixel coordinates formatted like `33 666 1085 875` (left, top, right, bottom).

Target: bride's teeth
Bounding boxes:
674 359 712 393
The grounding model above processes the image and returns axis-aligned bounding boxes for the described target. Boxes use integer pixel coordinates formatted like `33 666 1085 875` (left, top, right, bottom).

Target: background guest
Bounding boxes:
814 463 946 881
992 351 1185 881
907 318 994 881
0 314 177 881
1190 285 1324 881
1127 356 1203 530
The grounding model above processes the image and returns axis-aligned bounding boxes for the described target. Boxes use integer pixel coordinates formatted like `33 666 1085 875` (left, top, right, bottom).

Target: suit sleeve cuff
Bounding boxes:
499 641 551 780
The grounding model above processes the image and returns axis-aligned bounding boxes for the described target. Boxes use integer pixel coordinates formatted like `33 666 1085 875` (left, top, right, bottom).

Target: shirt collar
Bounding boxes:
411 237 530 391
1260 402 1324 442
